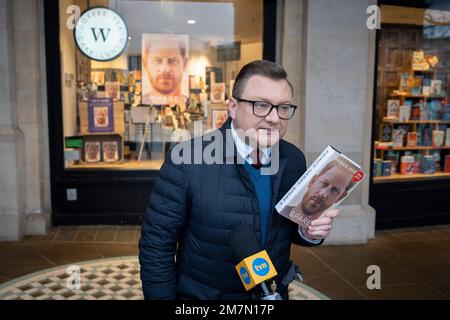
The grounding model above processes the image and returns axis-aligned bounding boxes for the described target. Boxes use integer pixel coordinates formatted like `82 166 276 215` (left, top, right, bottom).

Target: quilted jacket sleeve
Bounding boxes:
139 154 189 299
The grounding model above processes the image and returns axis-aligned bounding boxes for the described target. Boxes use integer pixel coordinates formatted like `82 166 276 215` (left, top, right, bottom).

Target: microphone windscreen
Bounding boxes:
228 225 261 263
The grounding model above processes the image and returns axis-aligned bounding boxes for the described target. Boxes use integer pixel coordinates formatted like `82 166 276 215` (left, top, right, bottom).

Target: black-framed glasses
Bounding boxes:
233 97 298 120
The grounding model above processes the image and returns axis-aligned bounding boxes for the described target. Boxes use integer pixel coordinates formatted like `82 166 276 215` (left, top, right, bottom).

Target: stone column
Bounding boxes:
0 0 27 240
0 0 50 240
281 0 377 244
12 0 51 236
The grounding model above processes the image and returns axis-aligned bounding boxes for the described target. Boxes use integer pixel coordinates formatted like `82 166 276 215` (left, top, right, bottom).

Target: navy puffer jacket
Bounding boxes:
139 119 322 299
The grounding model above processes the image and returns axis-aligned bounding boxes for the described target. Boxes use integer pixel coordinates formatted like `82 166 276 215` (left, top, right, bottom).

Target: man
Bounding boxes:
213 111 228 130
142 35 188 105
288 159 355 228
211 83 225 102
139 60 339 300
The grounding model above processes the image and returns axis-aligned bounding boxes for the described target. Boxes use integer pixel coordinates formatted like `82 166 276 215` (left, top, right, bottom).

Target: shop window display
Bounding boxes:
60 0 263 170
373 4 450 183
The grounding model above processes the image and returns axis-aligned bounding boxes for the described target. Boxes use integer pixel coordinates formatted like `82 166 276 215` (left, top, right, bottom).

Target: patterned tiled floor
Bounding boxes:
1 225 450 299
0 256 328 300
0 257 142 300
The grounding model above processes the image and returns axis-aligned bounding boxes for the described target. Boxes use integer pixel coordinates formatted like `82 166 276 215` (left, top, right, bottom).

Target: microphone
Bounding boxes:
228 226 282 300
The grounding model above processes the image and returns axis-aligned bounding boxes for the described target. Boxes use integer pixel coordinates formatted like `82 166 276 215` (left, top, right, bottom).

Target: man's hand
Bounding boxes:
302 209 340 240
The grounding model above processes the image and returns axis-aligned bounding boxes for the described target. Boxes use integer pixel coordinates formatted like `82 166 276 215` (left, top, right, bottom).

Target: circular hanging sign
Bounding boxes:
74 7 128 61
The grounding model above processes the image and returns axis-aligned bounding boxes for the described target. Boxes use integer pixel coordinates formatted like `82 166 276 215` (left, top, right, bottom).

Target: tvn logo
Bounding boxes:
239 267 251 285
252 257 270 277
235 251 277 291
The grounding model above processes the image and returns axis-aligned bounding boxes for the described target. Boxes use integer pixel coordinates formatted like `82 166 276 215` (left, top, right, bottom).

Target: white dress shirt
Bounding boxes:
230 121 321 244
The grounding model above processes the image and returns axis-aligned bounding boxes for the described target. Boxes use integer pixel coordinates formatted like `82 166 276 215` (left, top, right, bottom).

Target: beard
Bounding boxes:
150 74 180 95
301 194 326 216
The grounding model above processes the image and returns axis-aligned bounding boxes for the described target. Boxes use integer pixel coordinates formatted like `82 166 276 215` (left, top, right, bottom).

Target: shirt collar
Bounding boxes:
230 121 271 165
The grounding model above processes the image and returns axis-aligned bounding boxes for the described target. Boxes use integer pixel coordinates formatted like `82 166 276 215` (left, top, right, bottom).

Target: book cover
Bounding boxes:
414 154 423 173
386 100 400 119
399 105 411 122
407 132 417 147
105 81 121 100
422 126 431 146
88 98 114 133
382 161 392 176
416 124 425 146
431 80 442 96
400 155 414 175
102 141 119 162
431 150 441 171
432 130 445 148
429 100 442 120
84 141 101 163
385 151 399 174
411 102 422 120
373 159 381 177
392 129 404 147
380 124 393 142
421 155 436 174
419 102 428 120
442 104 450 121
445 155 450 173
446 128 450 147
399 73 410 91
275 146 365 228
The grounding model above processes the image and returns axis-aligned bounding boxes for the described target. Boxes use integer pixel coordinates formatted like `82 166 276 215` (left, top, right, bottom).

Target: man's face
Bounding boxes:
300 165 353 216
215 113 227 128
86 144 99 160
229 75 291 147
145 40 186 95
213 85 222 100
104 143 116 158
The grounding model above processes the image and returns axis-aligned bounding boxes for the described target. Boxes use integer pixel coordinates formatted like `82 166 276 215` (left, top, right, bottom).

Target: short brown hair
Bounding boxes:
232 60 294 98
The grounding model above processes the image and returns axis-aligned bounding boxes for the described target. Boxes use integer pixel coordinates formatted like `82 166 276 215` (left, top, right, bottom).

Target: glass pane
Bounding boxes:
59 0 263 170
372 4 450 183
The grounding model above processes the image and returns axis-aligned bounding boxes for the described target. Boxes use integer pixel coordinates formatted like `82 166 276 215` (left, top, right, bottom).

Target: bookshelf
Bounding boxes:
374 66 450 182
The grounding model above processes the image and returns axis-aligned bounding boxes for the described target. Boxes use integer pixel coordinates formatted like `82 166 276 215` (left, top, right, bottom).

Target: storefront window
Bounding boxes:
59 0 263 170
373 3 450 183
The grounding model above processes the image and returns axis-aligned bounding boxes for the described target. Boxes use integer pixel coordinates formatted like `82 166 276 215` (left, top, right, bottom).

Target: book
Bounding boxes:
410 102 422 120
275 146 365 228
88 98 115 133
105 81 121 100
373 159 382 177
400 155 414 175
442 104 450 121
380 124 393 142
432 130 445 148
413 154 422 173
421 155 436 174
382 161 392 176
446 128 450 147
407 132 417 147
431 80 442 96
445 155 450 173
410 87 421 96
399 105 411 122
385 151 399 174
429 100 442 120
419 102 428 120
392 129 404 147
386 100 400 119
84 141 101 163
431 150 441 171
399 72 410 91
